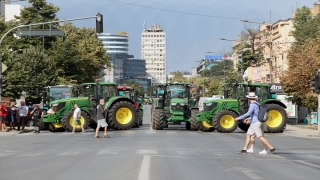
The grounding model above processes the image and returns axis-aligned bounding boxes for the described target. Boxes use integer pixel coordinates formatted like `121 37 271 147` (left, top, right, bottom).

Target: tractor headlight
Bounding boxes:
180 103 186 106
171 103 177 106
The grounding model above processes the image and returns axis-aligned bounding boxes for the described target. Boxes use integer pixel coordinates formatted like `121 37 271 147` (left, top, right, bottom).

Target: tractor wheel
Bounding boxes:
88 119 97 130
62 110 89 132
151 107 155 129
108 101 137 130
48 123 55 132
190 109 199 131
199 121 215 132
154 109 165 130
139 110 143 126
133 111 140 128
238 122 250 132
38 118 48 130
186 122 191 130
212 110 238 133
266 104 287 133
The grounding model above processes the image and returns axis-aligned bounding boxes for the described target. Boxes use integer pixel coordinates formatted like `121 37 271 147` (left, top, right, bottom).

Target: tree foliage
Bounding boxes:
202 60 233 77
234 26 264 73
169 71 188 83
292 6 320 43
280 35 320 111
50 23 110 83
123 80 145 97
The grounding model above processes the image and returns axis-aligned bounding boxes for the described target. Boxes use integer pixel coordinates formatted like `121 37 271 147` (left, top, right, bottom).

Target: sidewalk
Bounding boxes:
0 127 34 137
283 124 320 138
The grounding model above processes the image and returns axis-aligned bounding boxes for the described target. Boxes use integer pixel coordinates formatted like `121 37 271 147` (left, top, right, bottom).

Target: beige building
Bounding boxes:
141 23 167 84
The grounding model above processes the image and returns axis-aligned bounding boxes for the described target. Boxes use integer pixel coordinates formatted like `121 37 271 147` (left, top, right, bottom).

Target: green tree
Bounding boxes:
234 26 264 74
280 35 320 125
203 60 233 78
3 46 58 104
292 6 320 43
50 23 110 83
123 80 145 97
169 71 188 82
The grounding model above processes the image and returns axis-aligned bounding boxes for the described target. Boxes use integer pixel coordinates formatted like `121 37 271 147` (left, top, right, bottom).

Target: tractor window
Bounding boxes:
260 86 269 99
49 87 71 101
167 85 187 98
232 85 246 98
99 85 117 99
82 85 95 98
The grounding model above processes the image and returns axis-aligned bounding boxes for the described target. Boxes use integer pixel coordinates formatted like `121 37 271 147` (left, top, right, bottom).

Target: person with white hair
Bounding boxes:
235 92 276 154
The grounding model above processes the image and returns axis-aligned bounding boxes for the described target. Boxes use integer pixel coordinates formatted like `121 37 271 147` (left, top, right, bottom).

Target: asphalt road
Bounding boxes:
0 105 319 180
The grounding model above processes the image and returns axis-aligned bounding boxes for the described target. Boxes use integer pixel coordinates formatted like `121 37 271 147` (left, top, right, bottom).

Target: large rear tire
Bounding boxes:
154 109 165 130
266 104 287 133
139 110 143 126
133 110 140 128
38 118 48 130
212 110 238 133
108 101 137 130
62 110 89 132
199 120 215 132
190 109 199 131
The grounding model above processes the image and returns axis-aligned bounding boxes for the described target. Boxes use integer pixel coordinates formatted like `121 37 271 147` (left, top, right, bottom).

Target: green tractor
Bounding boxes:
38 85 77 130
196 83 288 133
151 82 199 130
42 82 137 132
117 85 144 127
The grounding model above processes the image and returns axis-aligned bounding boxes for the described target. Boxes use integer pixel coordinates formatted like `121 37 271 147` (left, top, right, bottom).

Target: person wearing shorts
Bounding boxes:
71 103 85 133
235 92 276 154
95 99 110 138
9 102 17 131
246 118 268 154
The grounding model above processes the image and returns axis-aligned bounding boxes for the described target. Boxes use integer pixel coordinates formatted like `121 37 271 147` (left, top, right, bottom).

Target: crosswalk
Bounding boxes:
0 148 305 159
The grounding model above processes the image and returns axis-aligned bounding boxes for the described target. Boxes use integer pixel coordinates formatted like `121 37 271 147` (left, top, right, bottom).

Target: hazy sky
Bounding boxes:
17 0 319 73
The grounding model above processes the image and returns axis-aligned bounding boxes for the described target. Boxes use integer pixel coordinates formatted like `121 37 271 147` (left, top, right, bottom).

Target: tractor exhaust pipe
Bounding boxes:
224 89 228 99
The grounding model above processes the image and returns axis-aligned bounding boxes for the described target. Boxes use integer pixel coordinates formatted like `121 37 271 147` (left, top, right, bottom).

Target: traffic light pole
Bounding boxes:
0 15 102 102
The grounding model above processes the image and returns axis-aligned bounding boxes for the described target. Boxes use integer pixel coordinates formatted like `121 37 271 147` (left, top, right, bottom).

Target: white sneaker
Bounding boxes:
259 150 267 154
246 148 254 153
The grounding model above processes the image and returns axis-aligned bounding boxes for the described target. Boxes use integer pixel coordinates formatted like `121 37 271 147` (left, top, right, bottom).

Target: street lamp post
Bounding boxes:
196 60 205 97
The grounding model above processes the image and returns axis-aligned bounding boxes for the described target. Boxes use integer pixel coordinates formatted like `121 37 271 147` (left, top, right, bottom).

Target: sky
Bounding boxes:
16 0 319 73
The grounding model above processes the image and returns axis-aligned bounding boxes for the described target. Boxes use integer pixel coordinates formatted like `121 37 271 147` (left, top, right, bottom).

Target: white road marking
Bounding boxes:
294 160 320 169
97 150 119 155
226 167 262 179
176 150 199 156
166 132 177 134
145 131 156 134
16 133 33 136
0 153 13 157
58 152 81 155
138 155 151 180
20 153 44 157
137 149 157 155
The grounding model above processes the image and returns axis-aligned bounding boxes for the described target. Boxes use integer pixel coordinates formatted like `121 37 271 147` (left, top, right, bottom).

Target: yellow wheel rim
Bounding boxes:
266 110 282 128
52 123 63 128
220 115 235 129
202 121 213 128
116 107 133 125
69 116 85 128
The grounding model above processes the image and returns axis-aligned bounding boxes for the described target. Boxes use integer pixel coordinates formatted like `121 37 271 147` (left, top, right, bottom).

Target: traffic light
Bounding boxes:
0 76 7 95
310 72 320 93
96 12 103 34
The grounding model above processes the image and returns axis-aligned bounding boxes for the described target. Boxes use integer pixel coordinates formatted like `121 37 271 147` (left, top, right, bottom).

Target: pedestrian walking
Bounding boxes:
72 103 85 133
17 101 29 133
244 118 268 154
0 102 9 132
30 105 43 133
9 102 17 131
234 92 276 154
95 99 110 138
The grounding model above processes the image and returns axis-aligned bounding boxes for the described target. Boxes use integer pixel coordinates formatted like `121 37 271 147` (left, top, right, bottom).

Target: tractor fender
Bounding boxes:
264 100 287 109
106 97 135 109
223 109 240 116
134 102 142 110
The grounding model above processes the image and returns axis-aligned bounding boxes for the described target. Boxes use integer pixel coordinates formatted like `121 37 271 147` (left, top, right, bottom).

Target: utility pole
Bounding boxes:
269 11 273 83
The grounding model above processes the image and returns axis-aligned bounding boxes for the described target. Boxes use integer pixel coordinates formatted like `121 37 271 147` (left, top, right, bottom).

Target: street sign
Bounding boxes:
16 29 65 37
1 63 7 73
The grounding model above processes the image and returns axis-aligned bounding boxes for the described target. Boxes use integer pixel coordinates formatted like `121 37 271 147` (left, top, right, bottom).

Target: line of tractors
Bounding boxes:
151 82 288 133
38 82 144 132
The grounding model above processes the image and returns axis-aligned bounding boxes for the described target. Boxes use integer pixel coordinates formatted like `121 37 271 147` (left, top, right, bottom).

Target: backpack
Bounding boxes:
254 102 269 122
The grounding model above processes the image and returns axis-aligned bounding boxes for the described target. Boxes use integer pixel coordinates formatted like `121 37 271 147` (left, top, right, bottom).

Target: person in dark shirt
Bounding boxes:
9 102 17 131
95 99 110 138
30 104 43 133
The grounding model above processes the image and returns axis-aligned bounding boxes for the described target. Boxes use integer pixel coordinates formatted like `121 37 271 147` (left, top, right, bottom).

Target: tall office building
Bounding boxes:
97 32 130 82
141 23 167 84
